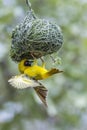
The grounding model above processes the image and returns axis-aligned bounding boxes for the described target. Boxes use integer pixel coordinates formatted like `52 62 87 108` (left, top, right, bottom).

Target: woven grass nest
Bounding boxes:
10 1 63 62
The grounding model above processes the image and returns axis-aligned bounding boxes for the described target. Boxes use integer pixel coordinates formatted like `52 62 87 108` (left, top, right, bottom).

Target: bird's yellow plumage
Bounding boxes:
18 59 62 80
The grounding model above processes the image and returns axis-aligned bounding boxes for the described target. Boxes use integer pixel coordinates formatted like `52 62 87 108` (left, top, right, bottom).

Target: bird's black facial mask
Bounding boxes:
24 60 33 66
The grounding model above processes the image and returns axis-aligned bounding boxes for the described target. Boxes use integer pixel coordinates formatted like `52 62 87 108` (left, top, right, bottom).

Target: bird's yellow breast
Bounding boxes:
24 65 48 80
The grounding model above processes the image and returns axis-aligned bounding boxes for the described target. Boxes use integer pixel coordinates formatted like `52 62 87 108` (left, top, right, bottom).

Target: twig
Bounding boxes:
26 0 32 10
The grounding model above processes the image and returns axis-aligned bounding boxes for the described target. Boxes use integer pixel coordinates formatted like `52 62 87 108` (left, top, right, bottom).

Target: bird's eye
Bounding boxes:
24 60 32 66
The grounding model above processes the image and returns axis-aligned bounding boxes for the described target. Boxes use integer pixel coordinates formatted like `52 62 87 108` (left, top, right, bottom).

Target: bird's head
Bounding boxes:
18 59 33 73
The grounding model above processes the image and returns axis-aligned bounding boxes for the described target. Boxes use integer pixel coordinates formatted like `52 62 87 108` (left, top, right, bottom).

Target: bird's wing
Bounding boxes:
34 85 48 107
8 74 48 106
8 74 40 89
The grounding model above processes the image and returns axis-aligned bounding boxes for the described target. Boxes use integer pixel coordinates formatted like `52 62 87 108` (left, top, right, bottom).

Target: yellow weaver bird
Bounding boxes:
8 59 62 106
18 59 62 80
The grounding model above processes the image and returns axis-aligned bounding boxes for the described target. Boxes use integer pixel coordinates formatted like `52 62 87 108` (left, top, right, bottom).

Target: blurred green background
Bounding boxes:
0 0 87 130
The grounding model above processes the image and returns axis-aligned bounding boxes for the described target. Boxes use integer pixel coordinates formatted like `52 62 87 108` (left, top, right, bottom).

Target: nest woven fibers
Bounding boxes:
10 3 63 62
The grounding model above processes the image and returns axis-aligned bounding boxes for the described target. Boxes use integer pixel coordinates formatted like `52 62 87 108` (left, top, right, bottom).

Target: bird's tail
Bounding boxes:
43 68 63 79
34 85 48 107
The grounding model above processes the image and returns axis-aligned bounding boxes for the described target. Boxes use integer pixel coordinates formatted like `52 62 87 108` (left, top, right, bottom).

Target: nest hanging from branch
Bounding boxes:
10 1 63 62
